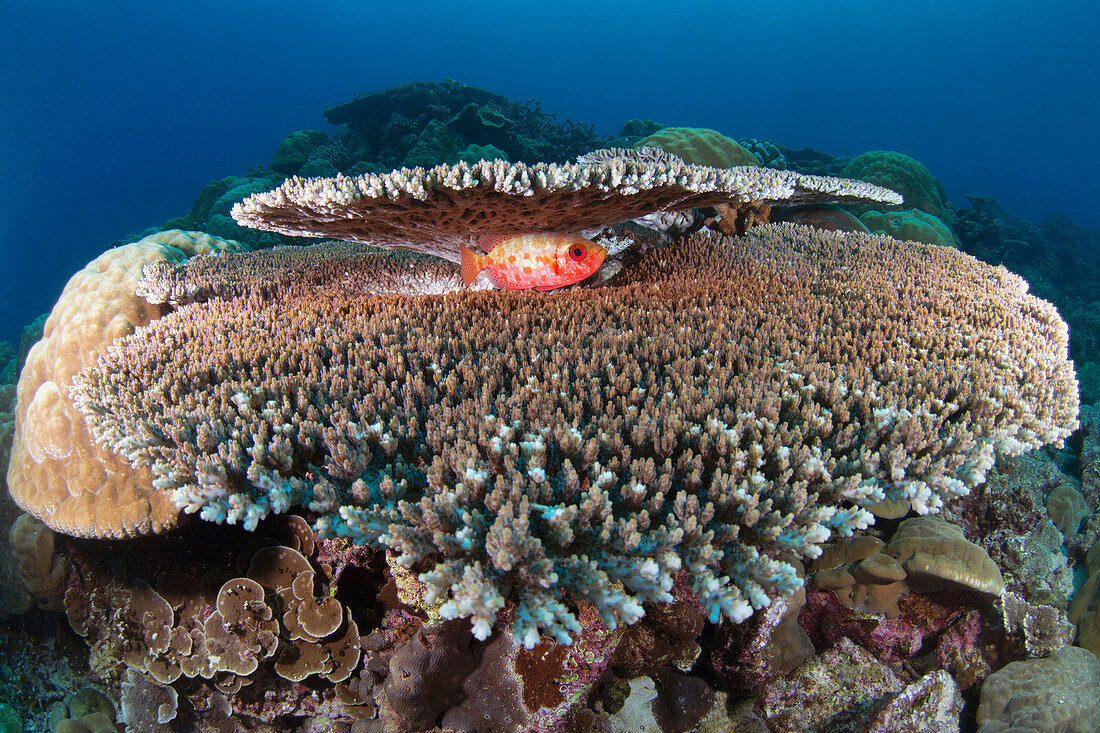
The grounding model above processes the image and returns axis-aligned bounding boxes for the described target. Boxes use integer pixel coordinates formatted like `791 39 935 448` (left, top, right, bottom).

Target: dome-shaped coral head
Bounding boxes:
460 232 606 291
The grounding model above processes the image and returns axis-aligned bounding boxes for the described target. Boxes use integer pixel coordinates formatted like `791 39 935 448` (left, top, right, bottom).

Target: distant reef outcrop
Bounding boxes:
146 79 1100 403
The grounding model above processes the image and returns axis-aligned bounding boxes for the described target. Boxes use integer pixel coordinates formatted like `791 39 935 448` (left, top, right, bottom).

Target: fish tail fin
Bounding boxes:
460 243 486 286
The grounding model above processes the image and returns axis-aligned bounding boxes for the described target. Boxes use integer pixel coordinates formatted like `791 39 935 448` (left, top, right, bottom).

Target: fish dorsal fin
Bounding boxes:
478 233 515 253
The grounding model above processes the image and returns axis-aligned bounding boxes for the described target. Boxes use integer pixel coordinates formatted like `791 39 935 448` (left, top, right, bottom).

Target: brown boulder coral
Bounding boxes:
67 224 1079 647
977 645 1100 731
842 150 951 221
7 230 248 538
229 152 902 262
9 513 68 610
633 126 762 168
1069 534 1100 656
861 208 959 247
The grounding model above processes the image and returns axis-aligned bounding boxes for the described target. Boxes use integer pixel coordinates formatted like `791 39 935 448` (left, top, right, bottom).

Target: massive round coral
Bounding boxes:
841 150 951 221
633 127 761 168
7 230 247 538
68 225 1078 645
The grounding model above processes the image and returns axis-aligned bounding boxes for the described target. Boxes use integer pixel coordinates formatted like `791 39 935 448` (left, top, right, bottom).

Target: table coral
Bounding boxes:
229 152 902 263
67 224 1078 648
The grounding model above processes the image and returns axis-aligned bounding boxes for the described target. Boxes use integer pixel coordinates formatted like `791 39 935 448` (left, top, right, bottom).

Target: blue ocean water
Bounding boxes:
1 0 1097 345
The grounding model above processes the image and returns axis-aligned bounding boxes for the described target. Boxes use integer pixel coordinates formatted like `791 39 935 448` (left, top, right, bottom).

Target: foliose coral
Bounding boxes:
998 592 1074 659
62 516 375 728
886 516 1006 596
120 670 178 732
810 515 1005 619
67 224 1078 648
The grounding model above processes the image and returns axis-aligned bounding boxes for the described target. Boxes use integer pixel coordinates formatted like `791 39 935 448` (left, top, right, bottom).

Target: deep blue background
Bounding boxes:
2 0 1098 345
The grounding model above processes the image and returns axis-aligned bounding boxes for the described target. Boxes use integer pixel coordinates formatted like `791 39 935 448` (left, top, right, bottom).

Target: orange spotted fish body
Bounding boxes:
460 233 606 291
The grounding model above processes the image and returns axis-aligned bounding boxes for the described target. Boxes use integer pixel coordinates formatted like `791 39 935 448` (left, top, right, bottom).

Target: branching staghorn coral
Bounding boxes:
136 241 468 307
69 225 1079 646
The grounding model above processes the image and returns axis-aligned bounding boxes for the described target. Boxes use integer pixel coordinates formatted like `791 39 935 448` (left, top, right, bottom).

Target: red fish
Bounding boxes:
460 233 607 291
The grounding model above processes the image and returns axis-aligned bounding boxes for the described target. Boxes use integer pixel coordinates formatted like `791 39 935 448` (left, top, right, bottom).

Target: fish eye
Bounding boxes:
569 245 587 261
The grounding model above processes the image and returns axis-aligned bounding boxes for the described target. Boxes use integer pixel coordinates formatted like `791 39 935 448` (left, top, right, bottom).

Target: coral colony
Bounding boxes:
2 82 1092 731
68 219 1076 649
